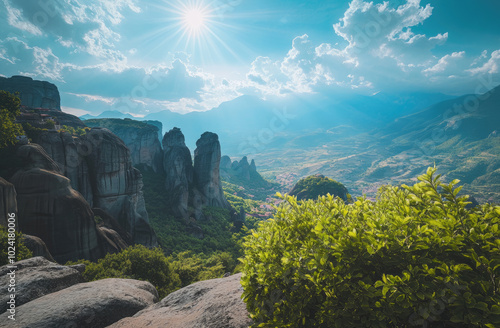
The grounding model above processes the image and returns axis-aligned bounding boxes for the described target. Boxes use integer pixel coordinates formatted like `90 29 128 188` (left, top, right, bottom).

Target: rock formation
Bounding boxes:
0 177 17 227
162 127 194 220
0 259 251 328
84 119 163 172
3 278 158 328
0 75 60 110
35 130 94 204
32 128 157 247
0 257 83 313
193 132 230 209
162 128 232 221
143 120 164 144
21 235 56 262
84 128 157 247
108 273 252 328
9 144 109 263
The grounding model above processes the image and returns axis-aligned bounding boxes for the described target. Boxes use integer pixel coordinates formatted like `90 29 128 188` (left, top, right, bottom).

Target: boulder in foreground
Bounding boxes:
108 273 251 328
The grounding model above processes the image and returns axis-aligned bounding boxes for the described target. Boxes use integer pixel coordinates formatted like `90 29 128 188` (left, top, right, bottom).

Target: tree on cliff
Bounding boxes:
0 90 24 148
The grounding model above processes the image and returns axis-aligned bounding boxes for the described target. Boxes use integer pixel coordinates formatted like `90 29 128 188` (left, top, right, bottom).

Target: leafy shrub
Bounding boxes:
0 91 24 148
241 167 500 327
71 245 181 299
0 226 32 265
170 251 233 287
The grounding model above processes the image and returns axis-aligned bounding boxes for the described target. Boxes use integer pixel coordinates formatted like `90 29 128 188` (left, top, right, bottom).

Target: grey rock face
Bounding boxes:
220 155 232 170
0 75 60 110
21 235 56 262
85 119 163 172
107 273 252 328
0 257 83 314
84 128 157 247
162 127 194 219
194 132 230 209
162 128 232 221
9 144 106 263
35 130 94 205
0 177 17 227
118 127 163 172
1 278 159 328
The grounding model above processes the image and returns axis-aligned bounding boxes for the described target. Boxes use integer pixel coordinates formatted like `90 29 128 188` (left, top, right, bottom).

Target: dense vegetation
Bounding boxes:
138 164 241 258
289 174 349 202
241 168 500 327
68 245 236 299
85 118 159 136
0 226 32 266
0 91 24 148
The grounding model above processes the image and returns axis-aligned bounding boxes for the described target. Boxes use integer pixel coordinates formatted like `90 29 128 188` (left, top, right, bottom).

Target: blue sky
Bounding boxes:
0 0 499 116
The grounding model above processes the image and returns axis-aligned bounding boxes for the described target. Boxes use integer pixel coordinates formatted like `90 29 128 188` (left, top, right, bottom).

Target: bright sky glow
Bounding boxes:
0 0 499 116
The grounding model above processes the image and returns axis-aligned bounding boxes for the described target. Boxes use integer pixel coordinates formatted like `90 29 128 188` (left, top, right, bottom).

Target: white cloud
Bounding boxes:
244 0 500 96
468 50 500 75
423 51 465 74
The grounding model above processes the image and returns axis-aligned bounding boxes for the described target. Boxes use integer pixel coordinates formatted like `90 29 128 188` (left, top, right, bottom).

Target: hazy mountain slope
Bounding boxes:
249 85 500 203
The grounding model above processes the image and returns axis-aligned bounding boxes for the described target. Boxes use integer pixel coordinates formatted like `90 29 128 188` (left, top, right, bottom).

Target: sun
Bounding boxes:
183 8 207 34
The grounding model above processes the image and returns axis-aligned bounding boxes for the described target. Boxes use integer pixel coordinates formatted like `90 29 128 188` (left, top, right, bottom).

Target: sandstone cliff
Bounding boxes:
194 132 230 209
162 128 232 221
8 144 112 263
0 75 60 110
31 127 157 248
162 127 193 220
84 128 157 247
85 119 163 172
0 177 17 227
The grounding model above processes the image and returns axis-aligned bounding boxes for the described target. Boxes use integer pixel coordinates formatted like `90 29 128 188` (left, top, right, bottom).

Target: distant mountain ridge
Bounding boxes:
79 92 453 155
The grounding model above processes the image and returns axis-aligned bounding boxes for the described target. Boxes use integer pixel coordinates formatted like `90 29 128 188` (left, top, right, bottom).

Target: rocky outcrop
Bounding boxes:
230 156 252 180
6 144 121 263
108 273 252 328
194 132 230 209
0 177 17 227
85 128 157 247
84 119 163 172
0 257 83 313
33 128 157 247
21 235 55 262
144 120 164 144
221 155 232 170
0 75 60 110
35 130 94 204
162 128 232 221
162 127 194 220
3 278 159 328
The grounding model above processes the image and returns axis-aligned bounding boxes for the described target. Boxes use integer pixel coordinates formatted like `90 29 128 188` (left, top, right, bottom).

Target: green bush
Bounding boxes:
71 245 181 299
0 91 24 148
289 174 349 202
0 226 32 266
241 167 500 327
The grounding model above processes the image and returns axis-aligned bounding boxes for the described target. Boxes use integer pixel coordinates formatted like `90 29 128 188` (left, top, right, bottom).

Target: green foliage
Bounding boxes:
22 123 48 141
289 174 349 201
58 125 90 136
241 167 500 327
0 90 21 117
170 251 234 287
0 226 32 266
0 91 24 149
69 245 181 299
84 118 158 136
44 119 56 129
139 164 241 258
